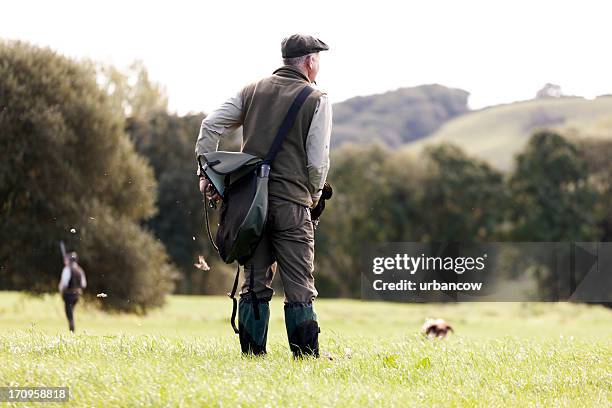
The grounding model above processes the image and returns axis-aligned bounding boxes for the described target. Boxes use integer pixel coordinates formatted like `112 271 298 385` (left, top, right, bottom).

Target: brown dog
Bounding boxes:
422 318 454 338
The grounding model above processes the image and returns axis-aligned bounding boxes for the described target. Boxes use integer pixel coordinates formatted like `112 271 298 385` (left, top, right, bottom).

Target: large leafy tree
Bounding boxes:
575 137 612 306
421 144 509 241
315 144 426 296
508 131 601 300
509 131 600 241
0 41 177 311
96 60 169 120
576 137 612 241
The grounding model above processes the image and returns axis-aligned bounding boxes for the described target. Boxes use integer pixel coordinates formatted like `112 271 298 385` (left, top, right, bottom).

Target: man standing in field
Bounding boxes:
195 34 332 357
58 251 87 332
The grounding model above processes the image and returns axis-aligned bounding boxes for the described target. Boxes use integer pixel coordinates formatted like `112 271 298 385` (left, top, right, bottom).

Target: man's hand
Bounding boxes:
311 182 333 221
199 177 221 202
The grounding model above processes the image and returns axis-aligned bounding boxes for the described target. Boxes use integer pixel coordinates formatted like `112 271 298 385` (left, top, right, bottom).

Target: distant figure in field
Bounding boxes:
58 251 87 332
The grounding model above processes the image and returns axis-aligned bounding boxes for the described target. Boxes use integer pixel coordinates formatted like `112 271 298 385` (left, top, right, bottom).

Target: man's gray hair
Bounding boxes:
283 53 313 67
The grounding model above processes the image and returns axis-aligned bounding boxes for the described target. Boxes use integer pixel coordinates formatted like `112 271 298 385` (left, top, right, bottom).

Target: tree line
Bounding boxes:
317 133 611 298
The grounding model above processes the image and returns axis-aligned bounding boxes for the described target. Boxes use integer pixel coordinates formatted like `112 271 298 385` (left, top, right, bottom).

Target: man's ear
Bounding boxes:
307 55 314 70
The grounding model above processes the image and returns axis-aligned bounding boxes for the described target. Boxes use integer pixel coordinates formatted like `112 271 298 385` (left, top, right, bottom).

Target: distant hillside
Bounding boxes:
403 96 612 170
332 84 469 148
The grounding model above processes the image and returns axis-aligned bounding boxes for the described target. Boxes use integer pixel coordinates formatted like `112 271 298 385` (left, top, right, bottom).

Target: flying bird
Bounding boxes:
194 255 210 271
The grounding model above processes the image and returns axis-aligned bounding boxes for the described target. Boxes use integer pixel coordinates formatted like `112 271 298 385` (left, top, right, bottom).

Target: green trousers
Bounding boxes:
238 196 320 357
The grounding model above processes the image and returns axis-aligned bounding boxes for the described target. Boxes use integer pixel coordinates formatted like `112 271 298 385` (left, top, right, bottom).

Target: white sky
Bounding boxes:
2 0 611 114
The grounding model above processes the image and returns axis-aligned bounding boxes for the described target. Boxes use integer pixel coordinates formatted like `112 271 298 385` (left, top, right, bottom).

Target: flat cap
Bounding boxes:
281 34 329 58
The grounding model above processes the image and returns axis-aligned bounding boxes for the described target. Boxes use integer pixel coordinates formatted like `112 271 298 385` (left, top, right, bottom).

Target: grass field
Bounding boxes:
1 292 610 406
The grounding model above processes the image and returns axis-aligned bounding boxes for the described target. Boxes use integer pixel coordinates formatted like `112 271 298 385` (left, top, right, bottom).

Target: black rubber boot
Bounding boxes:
284 302 320 358
238 296 270 356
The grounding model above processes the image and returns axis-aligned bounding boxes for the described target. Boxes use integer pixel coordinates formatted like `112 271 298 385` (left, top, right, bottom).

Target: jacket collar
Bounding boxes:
272 65 311 83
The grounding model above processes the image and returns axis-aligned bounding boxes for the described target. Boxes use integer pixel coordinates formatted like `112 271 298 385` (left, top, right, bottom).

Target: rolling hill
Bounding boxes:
403 96 612 170
332 84 469 148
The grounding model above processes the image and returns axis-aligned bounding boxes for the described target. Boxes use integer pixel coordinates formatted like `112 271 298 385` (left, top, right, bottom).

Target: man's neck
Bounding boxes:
295 66 311 82
274 65 312 83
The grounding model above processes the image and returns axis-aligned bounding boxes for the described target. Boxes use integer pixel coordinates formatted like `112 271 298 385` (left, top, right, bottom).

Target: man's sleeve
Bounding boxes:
305 94 332 205
58 267 70 292
194 90 244 172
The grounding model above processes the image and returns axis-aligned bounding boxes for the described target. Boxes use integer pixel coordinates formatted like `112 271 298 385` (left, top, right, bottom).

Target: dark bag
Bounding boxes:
215 158 268 264
199 85 315 265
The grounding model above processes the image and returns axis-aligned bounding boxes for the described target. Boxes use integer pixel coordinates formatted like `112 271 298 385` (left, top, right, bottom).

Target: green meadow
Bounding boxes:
0 292 610 407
